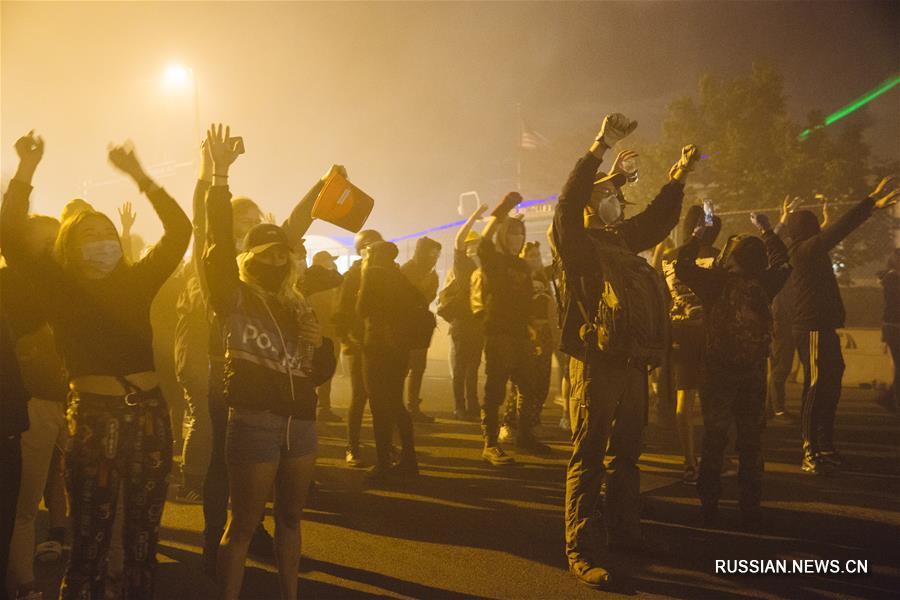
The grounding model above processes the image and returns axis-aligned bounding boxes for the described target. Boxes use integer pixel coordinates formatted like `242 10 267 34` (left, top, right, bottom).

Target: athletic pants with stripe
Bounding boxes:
795 329 845 454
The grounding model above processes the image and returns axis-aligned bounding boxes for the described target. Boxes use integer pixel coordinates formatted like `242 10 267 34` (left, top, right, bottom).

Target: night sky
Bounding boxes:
2 1 897 243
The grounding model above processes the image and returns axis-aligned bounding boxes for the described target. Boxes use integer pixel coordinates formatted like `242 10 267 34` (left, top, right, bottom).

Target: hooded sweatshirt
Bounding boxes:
477 221 532 339
675 232 791 367
786 197 874 331
401 236 442 304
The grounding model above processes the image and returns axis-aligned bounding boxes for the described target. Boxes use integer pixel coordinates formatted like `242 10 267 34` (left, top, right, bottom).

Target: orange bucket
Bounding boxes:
311 170 375 233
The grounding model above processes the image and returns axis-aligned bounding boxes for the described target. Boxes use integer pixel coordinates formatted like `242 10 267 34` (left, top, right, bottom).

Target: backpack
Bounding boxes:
662 257 713 323
575 239 671 366
436 270 470 322
705 275 773 368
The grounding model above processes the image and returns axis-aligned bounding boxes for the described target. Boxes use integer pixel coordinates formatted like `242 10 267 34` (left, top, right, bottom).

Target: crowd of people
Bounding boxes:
0 113 897 598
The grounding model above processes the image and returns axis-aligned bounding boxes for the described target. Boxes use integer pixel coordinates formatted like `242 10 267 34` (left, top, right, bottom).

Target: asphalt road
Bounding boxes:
29 357 900 599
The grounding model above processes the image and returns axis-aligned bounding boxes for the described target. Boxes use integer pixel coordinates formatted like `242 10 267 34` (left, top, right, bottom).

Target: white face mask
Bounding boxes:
81 240 122 276
596 194 622 225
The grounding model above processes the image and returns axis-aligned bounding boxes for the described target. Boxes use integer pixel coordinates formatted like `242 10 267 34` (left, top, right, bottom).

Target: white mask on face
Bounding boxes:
81 240 123 276
596 194 622 225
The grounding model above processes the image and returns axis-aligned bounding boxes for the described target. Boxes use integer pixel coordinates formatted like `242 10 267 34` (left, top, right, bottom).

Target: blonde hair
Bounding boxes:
237 250 308 311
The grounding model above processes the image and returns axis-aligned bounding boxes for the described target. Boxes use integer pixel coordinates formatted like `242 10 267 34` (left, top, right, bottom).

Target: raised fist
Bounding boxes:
596 113 638 148
491 191 524 218
14 130 45 166
669 145 700 181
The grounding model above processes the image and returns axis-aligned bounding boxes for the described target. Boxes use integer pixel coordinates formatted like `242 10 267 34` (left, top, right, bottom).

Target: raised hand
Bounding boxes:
206 123 242 177
14 130 45 166
669 144 700 182
263 212 276 224
13 130 45 184
108 141 146 180
750 212 772 233
596 113 637 148
610 150 639 176
472 204 489 219
491 191 524 218
870 176 900 210
118 201 137 233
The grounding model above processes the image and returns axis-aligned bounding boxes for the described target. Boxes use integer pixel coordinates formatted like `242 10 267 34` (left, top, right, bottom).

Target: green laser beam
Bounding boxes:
798 74 900 140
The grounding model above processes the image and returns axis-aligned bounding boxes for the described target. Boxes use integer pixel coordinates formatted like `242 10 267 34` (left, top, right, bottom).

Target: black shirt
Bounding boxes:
1 179 192 378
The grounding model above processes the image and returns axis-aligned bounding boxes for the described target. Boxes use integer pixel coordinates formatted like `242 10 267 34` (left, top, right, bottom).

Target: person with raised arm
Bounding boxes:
436 204 488 421
786 176 899 474
676 212 791 529
552 114 697 588
1 130 192 599
476 191 547 465
201 124 336 600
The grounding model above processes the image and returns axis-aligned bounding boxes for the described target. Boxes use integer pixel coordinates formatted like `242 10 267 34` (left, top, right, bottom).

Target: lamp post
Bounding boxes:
162 64 200 144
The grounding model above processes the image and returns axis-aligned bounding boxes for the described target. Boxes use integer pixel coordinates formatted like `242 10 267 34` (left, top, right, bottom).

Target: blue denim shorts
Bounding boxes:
225 408 317 464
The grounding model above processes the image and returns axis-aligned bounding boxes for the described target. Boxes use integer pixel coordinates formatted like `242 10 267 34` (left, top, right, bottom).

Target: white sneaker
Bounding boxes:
482 446 516 466
498 425 516 443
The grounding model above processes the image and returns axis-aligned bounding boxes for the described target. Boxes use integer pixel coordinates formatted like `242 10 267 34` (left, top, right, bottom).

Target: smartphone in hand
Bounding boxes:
227 136 245 155
703 199 714 226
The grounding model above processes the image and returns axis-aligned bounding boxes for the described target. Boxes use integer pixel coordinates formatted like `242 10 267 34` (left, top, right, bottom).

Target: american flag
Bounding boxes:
520 118 549 150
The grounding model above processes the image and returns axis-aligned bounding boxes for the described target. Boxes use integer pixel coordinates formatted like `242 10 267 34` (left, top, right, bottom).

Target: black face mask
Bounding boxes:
246 260 289 292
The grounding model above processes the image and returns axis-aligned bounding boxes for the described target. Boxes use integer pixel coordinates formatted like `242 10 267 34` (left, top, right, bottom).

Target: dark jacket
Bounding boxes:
204 185 335 419
787 197 874 331
301 265 344 298
477 236 533 339
552 152 685 361
1 179 191 378
333 260 364 351
675 231 791 368
357 261 428 351
675 232 791 308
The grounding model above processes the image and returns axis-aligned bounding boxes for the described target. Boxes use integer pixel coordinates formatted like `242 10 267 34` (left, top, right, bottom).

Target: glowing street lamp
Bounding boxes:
163 64 192 89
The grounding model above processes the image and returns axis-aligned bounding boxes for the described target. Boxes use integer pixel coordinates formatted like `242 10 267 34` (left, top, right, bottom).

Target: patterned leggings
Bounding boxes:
60 391 172 600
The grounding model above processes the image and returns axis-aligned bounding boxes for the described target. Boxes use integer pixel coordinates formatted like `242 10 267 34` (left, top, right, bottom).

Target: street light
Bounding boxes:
162 63 200 144
163 64 192 89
